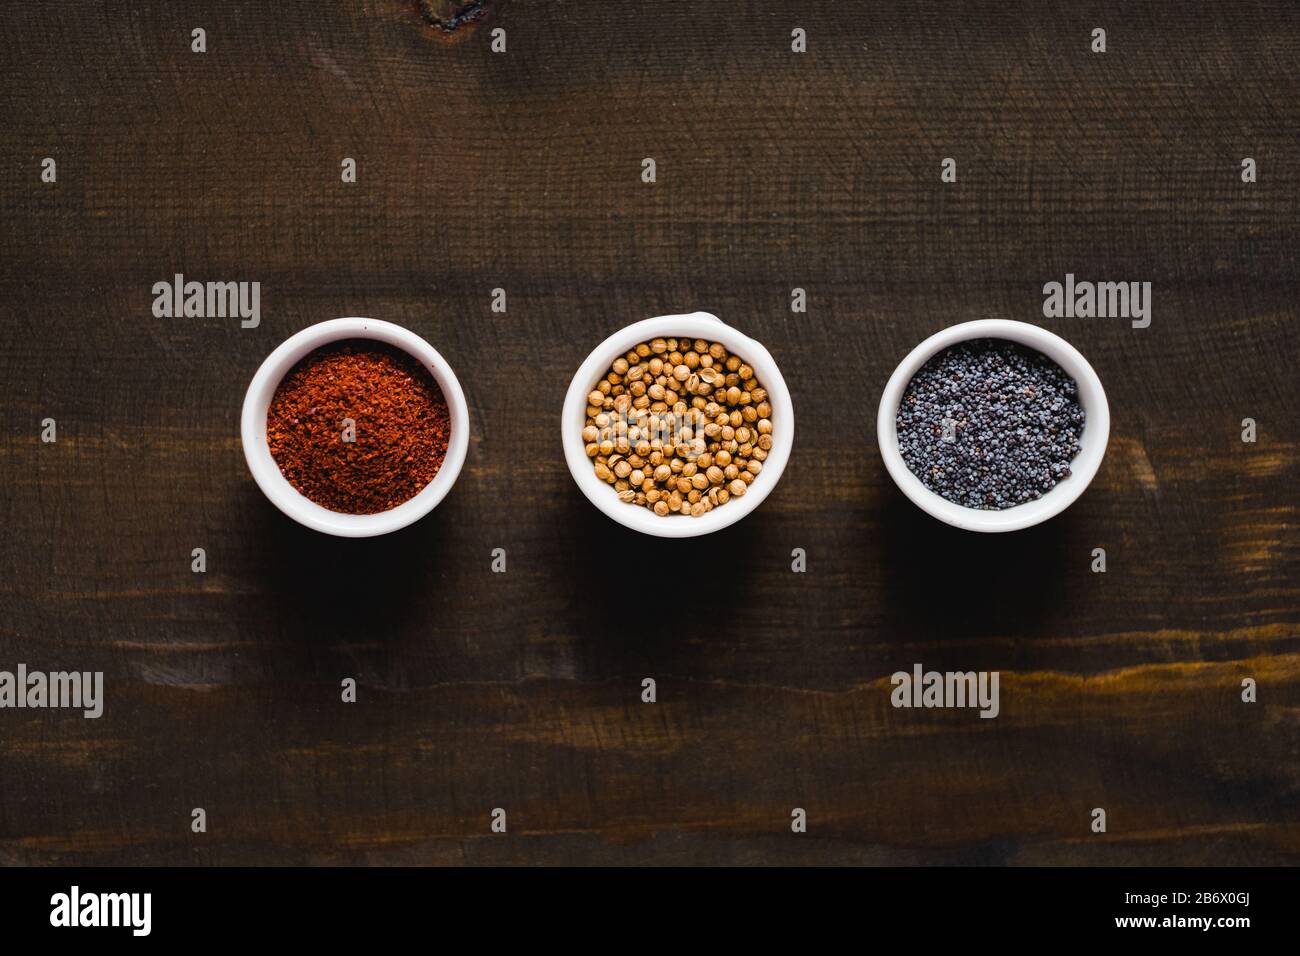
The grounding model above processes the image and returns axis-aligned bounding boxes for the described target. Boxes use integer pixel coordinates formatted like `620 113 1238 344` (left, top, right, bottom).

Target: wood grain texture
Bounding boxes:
0 0 1297 865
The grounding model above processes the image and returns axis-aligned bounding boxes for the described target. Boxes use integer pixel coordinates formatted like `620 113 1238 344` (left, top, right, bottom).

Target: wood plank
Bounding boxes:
0 0 1296 864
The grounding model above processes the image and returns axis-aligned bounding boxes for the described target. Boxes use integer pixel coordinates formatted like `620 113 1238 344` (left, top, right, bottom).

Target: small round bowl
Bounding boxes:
562 311 794 538
876 319 1109 532
241 317 470 537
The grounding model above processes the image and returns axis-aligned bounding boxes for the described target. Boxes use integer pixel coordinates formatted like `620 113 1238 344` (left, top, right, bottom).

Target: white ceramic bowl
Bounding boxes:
562 311 794 538
876 319 1109 532
241 317 470 537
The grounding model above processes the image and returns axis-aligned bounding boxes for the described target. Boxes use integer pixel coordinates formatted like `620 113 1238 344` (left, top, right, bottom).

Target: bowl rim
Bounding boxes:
875 319 1110 532
561 311 794 538
240 317 470 537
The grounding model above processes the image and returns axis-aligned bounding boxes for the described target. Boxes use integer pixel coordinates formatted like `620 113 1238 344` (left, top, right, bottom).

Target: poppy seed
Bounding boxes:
895 339 1086 510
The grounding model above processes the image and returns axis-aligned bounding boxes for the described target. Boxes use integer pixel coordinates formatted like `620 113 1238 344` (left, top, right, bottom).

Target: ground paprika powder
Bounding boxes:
267 341 451 514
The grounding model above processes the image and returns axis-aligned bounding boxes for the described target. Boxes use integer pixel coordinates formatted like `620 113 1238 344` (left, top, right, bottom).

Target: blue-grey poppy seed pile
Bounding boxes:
896 339 1086 510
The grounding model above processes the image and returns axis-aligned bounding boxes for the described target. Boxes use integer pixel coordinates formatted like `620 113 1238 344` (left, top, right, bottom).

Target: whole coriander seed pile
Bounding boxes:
267 341 451 514
583 337 774 517
895 338 1086 510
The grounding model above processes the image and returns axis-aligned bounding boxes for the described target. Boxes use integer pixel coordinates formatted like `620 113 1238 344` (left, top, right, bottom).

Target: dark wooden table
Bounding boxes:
1 1 1296 865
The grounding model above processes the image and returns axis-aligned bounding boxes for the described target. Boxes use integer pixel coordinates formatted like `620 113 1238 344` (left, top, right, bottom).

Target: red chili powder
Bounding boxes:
267 341 451 514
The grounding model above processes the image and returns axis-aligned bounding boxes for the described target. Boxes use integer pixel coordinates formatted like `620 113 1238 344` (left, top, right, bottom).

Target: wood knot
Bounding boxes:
416 0 490 33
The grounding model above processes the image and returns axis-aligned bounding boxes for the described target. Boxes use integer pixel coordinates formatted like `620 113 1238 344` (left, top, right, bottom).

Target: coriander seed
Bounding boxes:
583 337 774 518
